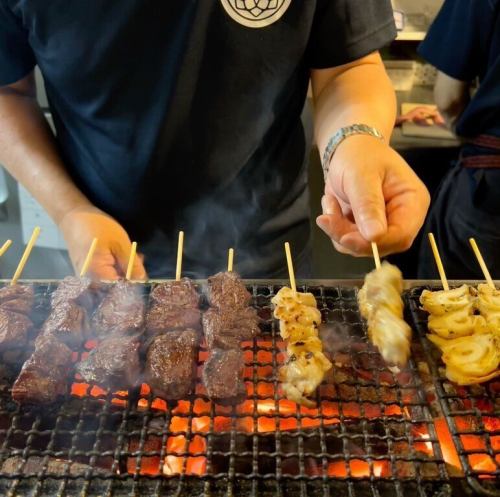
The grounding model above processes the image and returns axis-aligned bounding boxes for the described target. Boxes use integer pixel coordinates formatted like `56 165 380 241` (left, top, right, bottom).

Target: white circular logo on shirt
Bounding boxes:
220 0 292 28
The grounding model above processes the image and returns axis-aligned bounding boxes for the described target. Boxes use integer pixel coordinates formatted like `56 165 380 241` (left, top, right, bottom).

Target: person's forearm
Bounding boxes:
312 52 396 155
0 73 93 225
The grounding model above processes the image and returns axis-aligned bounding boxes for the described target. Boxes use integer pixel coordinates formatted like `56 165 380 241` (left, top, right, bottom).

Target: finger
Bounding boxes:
317 195 358 243
344 171 387 241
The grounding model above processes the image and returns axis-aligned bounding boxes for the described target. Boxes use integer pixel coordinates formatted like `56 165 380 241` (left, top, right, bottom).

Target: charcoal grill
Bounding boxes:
0 279 497 497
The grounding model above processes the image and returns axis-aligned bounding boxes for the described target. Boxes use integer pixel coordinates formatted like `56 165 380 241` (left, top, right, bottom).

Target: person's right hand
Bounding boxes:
58 206 147 280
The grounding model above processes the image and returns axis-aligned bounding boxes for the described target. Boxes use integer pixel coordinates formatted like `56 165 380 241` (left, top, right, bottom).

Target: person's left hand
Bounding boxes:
316 135 430 257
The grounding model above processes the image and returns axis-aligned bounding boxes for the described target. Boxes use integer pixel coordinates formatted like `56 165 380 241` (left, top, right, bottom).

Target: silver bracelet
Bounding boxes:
321 124 384 180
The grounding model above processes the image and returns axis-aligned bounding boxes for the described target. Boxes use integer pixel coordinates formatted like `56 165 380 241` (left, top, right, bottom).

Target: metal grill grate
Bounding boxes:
406 286 500 497
0 281 484 497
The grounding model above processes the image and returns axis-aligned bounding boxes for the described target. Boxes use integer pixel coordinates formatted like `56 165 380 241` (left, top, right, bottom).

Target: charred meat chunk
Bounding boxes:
0 308 33 351
12 336 73 404
76 335 141 391
144 329 198 400
149 279 199 308
0 284 34 315
207 272 251 310
202 348 246 402
50 276 97 309
93 281 145 337
38 301 89 348
202 306 259 349
146 280 201 335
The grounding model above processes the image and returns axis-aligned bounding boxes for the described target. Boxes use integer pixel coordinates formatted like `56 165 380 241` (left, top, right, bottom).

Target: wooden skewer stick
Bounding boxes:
371 242 381 270
284 242 297 293
227 248 234 273
428 232 449 291
175 231 184 281
126 242 137 281
0 240 12 258
79 238 98 277
469 238 495 289
11 227 41 286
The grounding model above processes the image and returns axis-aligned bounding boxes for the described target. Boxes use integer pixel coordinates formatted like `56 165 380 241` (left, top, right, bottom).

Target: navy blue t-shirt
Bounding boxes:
0 0 396 276
419 0 500 138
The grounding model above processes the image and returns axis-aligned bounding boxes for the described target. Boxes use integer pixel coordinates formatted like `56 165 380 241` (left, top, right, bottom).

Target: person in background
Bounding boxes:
0 1 429 279
418 0 500 279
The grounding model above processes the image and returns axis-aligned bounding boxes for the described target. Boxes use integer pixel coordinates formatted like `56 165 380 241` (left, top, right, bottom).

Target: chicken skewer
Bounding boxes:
357 243 412 370
272 242 332 408
422 234 500 385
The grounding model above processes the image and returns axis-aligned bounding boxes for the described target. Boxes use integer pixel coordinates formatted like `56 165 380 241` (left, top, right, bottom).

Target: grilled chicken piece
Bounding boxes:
367 307 412 368
272 287 332 407
427 305 488 339
476 283 500 326
144 329 199 400
280 349 332 409
419 284 472 316
202 348 246 402
93 280 145 337
12 336 73 404
202 306 259 349
76 335 141 391
358 262 411 368
358 262 403 319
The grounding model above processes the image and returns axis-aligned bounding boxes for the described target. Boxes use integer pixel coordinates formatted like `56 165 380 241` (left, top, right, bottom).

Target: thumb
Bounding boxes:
345 171 387 241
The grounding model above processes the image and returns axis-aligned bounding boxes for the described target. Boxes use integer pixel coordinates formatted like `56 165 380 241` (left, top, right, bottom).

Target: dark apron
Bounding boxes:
417 135 500 280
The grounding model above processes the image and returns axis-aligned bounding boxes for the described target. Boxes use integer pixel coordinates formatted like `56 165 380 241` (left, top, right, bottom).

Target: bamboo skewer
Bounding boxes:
125 242 137 281
284 242 297 294
79 238 98 277
371 242 381 270
227 248 234 273
0 240 12 258
469 238 495 289
175 231 184 281
11 227 41 286
428 232 449 291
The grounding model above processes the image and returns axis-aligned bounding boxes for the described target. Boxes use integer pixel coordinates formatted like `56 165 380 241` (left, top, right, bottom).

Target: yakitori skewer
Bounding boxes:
284 242 296 293
125 242 137 281
79 238 98 277
469 238 495 289
11 227 41 286
227 248 234 273
175 231 184 281
371 242 381 270
428 232 449 291
0 240 12 258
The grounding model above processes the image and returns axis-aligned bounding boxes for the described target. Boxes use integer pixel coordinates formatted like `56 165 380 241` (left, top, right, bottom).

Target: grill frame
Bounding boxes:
0 279 494 497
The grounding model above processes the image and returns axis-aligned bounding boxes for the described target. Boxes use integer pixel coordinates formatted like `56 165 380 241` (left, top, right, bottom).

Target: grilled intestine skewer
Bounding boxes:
272 243 332 408
421 234 500 385
357 243 412 370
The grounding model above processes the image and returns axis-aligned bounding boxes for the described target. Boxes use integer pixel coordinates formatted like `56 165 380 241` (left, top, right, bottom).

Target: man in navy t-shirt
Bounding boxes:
418 0 500 279
0 1 429 278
